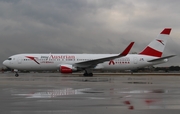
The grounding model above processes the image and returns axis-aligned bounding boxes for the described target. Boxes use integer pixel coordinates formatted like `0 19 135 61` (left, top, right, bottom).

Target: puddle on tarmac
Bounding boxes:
75 78 112 82
123 81 153 84
12 88 93 98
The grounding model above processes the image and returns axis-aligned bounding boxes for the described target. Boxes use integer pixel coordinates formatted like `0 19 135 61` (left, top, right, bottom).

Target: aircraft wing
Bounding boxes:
148 55 176 62
74 42 134 68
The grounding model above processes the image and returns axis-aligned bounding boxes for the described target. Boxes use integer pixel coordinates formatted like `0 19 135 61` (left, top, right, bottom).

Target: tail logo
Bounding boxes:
26 56 40 64
156 40 164 45
109 60 115 65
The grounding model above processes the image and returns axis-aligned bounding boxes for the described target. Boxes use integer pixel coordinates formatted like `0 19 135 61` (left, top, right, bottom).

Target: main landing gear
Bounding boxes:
83 70 93 77
83 72 93 77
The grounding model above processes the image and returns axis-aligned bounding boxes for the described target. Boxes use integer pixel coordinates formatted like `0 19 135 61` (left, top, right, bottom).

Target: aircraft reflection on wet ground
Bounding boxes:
12 88 92 98
1 73 180 114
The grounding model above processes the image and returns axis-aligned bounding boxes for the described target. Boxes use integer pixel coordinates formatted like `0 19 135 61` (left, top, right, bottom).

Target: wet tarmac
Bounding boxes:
1 73 180 114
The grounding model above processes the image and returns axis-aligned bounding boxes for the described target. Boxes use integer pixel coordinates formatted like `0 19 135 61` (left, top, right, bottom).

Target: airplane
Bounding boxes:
3 28 175 77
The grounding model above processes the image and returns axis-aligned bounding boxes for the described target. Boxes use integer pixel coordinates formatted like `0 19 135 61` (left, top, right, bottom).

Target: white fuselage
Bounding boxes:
3 53 166 71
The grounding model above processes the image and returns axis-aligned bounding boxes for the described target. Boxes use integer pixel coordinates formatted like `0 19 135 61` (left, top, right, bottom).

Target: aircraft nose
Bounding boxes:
3 60 8 66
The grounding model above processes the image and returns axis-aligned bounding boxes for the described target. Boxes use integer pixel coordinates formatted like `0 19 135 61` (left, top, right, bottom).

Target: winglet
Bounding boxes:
119 42 134 56
160 28 171 35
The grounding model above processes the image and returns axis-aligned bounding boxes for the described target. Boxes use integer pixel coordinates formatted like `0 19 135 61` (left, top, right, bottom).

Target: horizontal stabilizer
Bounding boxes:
148 55 176 62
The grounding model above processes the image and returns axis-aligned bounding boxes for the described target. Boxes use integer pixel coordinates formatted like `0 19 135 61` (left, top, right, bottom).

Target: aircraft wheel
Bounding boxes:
15 73 19 77
83 73 88 76
83 73 93 77
89 73 93 77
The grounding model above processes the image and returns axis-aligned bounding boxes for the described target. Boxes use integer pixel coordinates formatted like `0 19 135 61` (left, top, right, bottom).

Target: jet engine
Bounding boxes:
59 64 77 73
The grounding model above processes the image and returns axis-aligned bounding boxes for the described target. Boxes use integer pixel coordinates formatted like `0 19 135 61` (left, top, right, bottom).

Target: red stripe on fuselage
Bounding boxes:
26 56 40 64
139 46 162 57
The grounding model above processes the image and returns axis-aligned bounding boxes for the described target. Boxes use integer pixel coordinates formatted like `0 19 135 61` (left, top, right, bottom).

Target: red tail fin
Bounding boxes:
139 28 171 57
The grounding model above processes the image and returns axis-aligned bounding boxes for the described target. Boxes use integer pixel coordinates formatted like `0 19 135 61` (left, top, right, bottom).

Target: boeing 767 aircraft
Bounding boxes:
3 28 175 77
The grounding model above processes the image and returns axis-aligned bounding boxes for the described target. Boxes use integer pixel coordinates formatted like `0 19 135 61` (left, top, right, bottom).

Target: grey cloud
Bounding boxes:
0 0 21 3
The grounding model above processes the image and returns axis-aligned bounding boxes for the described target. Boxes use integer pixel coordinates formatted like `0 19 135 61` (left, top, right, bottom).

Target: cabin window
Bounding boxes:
8 58 12 60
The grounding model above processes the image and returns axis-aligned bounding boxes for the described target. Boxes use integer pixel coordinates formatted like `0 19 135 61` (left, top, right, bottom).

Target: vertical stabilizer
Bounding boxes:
139 28 171 57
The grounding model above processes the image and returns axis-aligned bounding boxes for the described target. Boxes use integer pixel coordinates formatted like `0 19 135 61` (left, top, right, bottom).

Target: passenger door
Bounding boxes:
134 57 138 64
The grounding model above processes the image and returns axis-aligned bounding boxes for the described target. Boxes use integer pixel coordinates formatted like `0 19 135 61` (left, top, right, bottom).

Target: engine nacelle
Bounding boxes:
59 64 77 73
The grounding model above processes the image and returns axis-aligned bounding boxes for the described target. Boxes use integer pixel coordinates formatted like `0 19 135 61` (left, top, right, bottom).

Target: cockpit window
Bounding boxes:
8 58 12 60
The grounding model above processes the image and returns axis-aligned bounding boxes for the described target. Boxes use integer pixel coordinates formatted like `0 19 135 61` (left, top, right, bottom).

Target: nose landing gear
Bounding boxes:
14 69 19 77
15 72 19 77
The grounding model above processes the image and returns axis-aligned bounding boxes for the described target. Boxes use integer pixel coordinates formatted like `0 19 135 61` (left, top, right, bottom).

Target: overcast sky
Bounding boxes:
1 0 180 67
